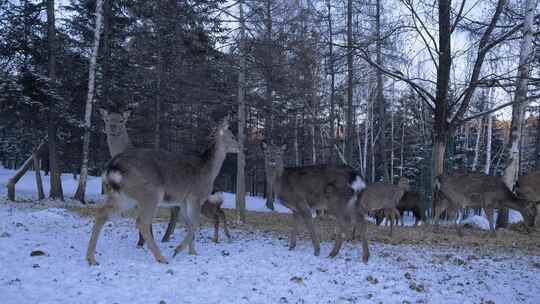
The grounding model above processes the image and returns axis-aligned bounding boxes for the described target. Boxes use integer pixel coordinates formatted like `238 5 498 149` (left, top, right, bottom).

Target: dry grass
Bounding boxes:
72 206 540 255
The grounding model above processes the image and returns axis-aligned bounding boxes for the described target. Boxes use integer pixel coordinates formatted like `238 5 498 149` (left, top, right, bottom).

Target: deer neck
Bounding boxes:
200 140 227 184
269 165 285 195
107 129 132 157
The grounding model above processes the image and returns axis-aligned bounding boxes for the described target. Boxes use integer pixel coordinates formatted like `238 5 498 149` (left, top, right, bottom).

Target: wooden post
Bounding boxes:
7 141 47 201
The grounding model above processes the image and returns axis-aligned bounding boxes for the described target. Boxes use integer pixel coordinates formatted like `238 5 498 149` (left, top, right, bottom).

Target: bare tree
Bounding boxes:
500 0 539 227
345 0 354 163
74 0 105 202
46 0 63 200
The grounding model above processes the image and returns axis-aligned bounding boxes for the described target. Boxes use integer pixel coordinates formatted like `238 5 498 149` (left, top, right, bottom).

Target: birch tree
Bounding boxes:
500 0 539 227
74 0 104 202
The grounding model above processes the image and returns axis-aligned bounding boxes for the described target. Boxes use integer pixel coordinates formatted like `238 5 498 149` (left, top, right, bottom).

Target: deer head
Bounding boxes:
214 118 240 154
261 141 287 171
100 109 130 136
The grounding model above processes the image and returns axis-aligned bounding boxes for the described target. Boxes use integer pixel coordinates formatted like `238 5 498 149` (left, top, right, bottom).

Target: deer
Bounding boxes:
351 178 409 238
261 141 370 263
375 191 425 227
202 191 231 243
100 109 181 247
86 118 239 265
515 170 540 225
434 172 537 236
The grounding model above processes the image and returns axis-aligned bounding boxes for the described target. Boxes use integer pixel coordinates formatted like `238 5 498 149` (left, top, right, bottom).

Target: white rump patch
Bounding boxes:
350 176 366 192
108 170 123 184
207 192 224 204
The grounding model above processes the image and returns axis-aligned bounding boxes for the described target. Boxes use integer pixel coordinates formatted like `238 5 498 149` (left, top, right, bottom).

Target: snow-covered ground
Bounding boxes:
0 204 539 304
1 166 539 303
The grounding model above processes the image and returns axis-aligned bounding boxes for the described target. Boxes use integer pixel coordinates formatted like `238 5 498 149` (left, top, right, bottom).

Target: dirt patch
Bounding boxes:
70 206 540 255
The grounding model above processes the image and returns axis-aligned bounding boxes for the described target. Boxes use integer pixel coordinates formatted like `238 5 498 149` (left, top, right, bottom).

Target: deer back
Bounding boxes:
358 182 406 212
277 165 359 213
516 170 540 202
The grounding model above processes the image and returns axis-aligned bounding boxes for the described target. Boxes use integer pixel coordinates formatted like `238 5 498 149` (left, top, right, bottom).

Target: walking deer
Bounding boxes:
100 109 181 247
434 172 537 236
86 119 239 265
261 142 370 262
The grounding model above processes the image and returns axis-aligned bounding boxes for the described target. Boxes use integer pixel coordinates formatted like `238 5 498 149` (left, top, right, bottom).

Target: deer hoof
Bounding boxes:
86 256 99 266
362 254 369 264
314 248 321 256
157 257 169 264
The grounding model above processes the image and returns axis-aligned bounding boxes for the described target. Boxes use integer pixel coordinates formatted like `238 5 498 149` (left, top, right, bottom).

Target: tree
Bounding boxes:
74 0 105 202
236 0 247 222
500 0 539 227
47 0 64 200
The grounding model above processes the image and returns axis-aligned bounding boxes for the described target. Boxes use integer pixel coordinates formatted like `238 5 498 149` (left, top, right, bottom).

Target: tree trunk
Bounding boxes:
501 0 537 228
484 88 493 175
345 0 354 163
327 0 336 163
236 0 248 220
74 0 104 203
34 155 44 200
375 0 389 182
432 0 452 182
46 0 63 200
535 107 540 169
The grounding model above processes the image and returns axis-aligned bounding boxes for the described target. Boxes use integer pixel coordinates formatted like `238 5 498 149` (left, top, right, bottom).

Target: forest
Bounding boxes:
0 0 540 303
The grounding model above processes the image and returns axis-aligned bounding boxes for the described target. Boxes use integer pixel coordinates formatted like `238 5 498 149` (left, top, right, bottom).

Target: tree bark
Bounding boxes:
74 0 104 203
236 0 248 220
501 0 538 228
46 0 63 200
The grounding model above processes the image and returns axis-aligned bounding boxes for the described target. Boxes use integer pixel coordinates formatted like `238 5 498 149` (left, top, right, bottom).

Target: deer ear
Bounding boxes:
123 110 131 120
261 140 268 150
219 116 230 130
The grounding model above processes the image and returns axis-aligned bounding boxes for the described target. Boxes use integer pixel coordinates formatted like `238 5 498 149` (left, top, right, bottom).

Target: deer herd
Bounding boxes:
86 111 539 266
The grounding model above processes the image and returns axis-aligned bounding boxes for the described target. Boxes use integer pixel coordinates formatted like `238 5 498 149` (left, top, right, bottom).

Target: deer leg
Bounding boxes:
357 216 370 263
86 193 120 266
162 207 180 242
218 209 232 241
328 217 347 258
289 212 300 250
213 214 219 243
451 207 463 237
137 223 155 248
136 198 167 264
299 208 320 256
174 200 201 256
485 207 496 237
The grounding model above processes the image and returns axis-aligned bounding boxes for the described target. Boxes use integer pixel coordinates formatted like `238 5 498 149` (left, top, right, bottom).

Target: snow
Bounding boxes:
1 203 539 304
1 165 539 303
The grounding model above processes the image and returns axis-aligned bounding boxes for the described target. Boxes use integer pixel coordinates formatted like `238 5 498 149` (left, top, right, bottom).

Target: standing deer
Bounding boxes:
86 119 239 265
100 109 195 247
202 191 231 243
434 172 537 236
261 142 370 262
352 178 409 238
375 191 425 227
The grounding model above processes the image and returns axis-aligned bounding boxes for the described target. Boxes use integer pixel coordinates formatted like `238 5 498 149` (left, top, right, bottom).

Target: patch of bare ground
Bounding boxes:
71 205 540 255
